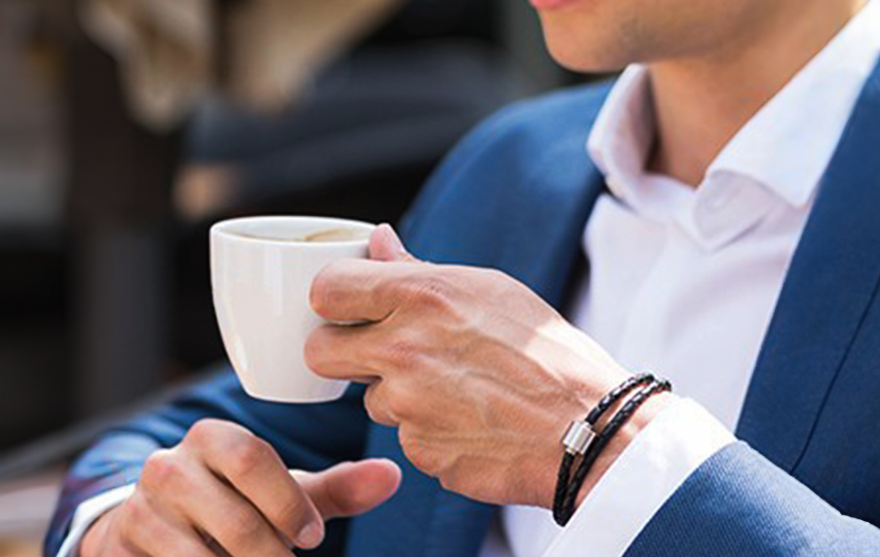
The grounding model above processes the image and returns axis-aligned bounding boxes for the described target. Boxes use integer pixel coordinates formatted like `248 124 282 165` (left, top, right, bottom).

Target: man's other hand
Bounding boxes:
80 419 401 557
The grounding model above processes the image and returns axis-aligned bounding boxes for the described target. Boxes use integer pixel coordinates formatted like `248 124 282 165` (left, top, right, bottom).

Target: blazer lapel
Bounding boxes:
736 60 880 472
494 162 607 307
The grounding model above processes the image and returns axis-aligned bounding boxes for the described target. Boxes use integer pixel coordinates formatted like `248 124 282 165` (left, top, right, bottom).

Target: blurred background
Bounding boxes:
0 0 586 554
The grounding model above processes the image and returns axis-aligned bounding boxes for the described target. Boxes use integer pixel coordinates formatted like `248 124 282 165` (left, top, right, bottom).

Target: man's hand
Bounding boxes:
81 419 401 557
307 225 672 510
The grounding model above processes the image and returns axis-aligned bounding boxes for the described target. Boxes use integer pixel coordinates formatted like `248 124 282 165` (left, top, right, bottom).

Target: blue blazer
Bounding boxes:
47 60 880 557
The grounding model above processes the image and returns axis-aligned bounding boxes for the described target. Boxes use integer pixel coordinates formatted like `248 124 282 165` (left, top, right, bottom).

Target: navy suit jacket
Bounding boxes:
47 60 880 556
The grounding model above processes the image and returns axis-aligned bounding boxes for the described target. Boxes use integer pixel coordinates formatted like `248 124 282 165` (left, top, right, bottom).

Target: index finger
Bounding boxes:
191 423 325 549
309 259 423 323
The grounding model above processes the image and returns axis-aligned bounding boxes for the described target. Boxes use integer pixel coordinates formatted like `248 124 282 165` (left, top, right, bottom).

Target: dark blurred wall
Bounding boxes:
0 0 72 450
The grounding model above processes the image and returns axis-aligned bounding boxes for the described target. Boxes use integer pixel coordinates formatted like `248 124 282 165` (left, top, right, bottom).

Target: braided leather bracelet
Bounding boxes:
552 373 656 525
553 376 672 526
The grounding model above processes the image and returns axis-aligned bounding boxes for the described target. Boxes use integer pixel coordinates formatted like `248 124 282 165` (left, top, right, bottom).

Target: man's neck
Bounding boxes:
647 0 867 187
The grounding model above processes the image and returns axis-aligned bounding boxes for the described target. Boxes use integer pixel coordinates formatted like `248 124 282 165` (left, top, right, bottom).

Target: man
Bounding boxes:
46 0 880 555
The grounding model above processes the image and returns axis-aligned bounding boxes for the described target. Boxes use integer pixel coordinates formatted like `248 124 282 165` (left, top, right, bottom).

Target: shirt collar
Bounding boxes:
587 64 654 209
588 0 880 211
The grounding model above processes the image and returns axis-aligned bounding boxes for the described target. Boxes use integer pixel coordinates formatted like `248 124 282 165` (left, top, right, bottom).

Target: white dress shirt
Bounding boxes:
58 2 880 556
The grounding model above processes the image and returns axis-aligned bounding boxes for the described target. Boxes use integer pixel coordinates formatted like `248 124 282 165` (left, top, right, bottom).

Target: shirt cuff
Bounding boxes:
55 483 136 557
540 397 735 557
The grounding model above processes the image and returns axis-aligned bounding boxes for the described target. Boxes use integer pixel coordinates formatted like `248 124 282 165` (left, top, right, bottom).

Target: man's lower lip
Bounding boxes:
528 0 579 10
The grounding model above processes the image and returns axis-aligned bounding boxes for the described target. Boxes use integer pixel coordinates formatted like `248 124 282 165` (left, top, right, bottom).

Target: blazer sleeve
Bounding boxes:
624 442 880 557
43 370 371 557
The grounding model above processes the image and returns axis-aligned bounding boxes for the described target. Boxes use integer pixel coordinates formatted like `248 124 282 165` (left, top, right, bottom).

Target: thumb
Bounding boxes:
369 223 418 262
291 458 402 520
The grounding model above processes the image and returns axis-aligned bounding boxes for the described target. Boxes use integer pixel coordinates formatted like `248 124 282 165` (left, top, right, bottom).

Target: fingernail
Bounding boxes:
297 521 324 549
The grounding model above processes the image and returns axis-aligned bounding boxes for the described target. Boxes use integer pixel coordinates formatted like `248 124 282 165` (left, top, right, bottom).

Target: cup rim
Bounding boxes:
210 215 376 247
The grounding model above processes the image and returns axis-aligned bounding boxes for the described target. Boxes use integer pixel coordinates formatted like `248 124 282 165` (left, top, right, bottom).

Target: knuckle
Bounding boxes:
186 418 226 446
303 333 321 372
227 436 272 477
309 265 338 316
117 494 152 548
303 328 330 373
363 388 381 417
436 471 473 499
123 492 149 523
405 276 456 311
385 384 417 419
398 430 436 475
438 473 454 492
273 495 313 535
436 466 466 494
404 446 433 475
381 338 423 371
140 449 180 493
227 511 266 549
364 385 395 426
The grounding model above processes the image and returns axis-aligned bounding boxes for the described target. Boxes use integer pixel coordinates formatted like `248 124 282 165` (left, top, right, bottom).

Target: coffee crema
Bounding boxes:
232 227 369 243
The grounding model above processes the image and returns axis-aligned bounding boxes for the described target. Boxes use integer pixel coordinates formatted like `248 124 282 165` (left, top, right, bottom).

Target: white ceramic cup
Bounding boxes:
210 216 376 403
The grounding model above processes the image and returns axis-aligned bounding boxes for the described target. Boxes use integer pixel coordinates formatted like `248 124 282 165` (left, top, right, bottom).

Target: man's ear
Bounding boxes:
369 223 418 263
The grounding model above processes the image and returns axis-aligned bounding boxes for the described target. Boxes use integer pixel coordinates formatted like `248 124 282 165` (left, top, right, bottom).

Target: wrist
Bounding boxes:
532 377 673 512
573 391 675 509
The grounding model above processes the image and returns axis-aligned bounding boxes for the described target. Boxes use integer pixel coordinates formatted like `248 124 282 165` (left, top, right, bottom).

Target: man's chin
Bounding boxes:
542 35 632 74
538 14 635 73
